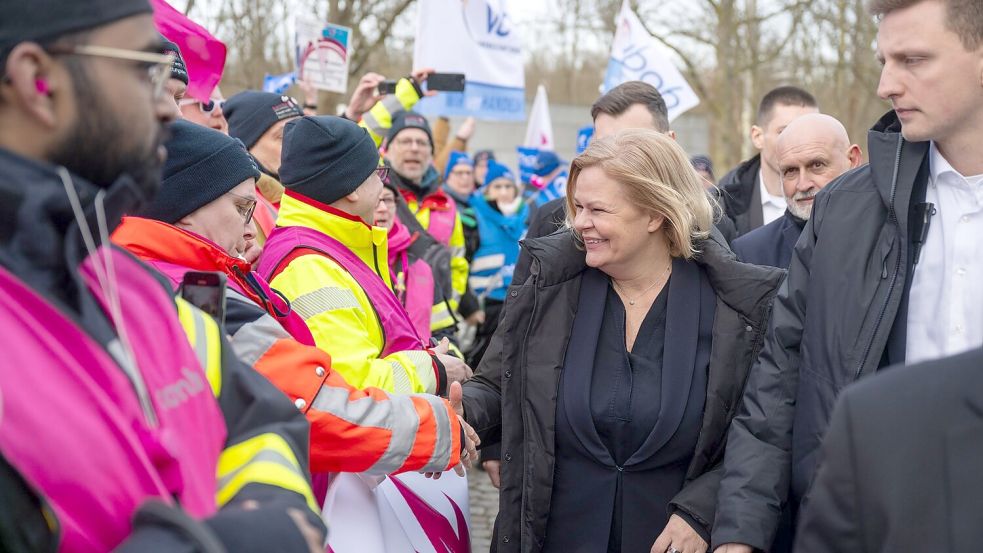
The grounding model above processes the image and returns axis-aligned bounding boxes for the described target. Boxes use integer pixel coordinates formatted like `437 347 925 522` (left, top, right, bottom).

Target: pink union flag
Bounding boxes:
151 0 227 102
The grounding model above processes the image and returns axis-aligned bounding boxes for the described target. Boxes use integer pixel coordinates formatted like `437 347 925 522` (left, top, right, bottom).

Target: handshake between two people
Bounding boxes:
426 337 479 479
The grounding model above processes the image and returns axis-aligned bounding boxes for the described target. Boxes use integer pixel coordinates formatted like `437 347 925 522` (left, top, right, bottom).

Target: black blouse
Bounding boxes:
590 281 670 467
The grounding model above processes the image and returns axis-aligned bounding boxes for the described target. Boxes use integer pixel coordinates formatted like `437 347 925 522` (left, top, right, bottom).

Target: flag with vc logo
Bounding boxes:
603 0 700 122
413 0 526 121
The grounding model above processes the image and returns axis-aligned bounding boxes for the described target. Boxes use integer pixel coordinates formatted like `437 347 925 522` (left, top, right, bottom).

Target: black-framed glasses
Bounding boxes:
375 167 391 185
47 44 174 99
227 192 257 225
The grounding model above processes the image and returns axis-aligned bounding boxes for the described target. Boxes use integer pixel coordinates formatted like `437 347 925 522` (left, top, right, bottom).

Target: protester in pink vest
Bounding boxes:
0 3 324 551
373 181 436 341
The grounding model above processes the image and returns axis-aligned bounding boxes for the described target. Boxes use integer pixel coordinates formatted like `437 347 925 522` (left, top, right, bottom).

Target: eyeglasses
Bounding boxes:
227 192 257 224
179 97 226 114
47 44 175 99
375 167 391 185
393 136 431 149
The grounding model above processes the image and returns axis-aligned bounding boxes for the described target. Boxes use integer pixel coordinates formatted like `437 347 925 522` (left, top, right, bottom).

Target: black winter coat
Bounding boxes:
713 111 931 550
718 155 763 236
462 228 784 553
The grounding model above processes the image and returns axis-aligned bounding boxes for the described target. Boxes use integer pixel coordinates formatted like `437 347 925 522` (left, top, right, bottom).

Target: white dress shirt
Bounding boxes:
759 170 787 225
905 142 983 364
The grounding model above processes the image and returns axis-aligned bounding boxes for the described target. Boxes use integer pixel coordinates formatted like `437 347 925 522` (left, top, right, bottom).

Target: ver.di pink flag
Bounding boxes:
151 0 226 102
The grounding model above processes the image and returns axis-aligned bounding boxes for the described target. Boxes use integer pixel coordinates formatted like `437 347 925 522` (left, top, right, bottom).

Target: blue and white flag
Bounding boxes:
576 126 594 154
263 71 297 95
516 146 540 185
603 0 700 122
413 0 525 121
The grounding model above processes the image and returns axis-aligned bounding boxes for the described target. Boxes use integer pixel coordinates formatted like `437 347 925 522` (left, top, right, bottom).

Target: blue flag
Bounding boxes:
263 72 297 95
576 126 594 154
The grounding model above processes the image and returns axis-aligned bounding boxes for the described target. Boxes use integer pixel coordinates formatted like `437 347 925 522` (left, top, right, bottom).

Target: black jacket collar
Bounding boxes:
867 110 930 218
0 148 145 311
522 227 785 322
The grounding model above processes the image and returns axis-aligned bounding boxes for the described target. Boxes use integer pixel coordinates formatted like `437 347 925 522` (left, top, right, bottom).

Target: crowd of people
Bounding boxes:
0 0 982 552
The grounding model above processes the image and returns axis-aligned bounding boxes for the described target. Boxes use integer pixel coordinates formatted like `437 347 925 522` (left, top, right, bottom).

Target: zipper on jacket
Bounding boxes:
516 258 539 543
855 137 905 380
370 242 388 347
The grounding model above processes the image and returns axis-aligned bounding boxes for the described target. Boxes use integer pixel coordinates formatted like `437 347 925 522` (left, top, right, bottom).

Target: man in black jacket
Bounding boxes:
718 87 818 237
794 347 983 553
713 1 983 552
731 113 862 268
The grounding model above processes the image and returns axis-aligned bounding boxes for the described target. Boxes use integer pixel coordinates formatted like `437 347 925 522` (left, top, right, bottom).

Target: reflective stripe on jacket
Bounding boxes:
259 194 441 395
469 195 528 302
400 183 468 330
114 217 460 475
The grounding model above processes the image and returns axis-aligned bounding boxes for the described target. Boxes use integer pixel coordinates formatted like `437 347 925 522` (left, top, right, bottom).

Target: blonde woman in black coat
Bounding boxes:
461 130 785 553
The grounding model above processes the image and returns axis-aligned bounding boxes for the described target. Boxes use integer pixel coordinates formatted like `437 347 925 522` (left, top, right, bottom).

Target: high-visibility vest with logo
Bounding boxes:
0 248 227 552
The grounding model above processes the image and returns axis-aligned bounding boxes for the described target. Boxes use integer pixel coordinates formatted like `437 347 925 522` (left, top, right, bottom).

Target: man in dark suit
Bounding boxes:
731 113 862 268
795 346 983 553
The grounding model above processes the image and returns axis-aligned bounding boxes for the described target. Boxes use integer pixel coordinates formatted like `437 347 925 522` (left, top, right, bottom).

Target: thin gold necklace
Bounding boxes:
613 262 672 306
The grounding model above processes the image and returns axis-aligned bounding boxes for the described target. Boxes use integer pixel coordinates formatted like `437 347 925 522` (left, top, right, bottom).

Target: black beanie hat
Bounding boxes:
160 38 189 86
280 116 380 206
141 120 260 224
0 0 151 58
385 111 434 152
225 91 304 150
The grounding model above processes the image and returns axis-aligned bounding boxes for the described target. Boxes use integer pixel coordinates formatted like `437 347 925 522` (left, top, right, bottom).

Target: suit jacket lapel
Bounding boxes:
559 268 615 466
627 258 705 465
779 214 803 268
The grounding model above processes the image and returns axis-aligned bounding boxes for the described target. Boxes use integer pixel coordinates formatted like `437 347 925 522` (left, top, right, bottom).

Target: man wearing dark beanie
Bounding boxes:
161 38 189 113
114 120 473 488
382 111 470 342
257 115 473 404
224 90 305 241
0 2 325 552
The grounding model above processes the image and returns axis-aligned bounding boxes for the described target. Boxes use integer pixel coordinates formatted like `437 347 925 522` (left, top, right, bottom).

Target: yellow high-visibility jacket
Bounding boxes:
360 78 423 147
266 194 441 395
401 189 469 331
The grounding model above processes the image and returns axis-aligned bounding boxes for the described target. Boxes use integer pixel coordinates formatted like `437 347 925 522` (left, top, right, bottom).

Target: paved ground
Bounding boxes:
469 465 500 553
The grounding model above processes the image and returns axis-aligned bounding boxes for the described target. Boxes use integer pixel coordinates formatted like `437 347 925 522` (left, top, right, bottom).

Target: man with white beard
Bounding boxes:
731 113 862 268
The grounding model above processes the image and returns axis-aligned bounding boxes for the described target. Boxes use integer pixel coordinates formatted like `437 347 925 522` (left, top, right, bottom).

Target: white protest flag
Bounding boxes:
603 0 700 122
524 85 555 149
413 0 526 120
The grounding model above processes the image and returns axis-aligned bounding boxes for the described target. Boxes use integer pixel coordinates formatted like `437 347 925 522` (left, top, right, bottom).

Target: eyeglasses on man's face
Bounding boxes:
393 136 431 150
47 44 175 100
226 191 257 225
375 166 391 185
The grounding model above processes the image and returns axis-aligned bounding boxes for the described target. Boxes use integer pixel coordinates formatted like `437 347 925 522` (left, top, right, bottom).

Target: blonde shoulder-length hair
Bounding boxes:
565 129 715 259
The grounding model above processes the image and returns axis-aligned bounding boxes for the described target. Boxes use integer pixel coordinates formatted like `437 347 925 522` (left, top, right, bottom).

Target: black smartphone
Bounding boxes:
377 80 398 95
180 271 227 327
425 73 466 92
